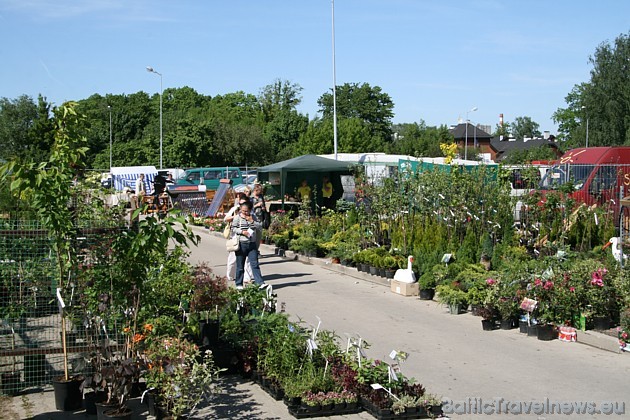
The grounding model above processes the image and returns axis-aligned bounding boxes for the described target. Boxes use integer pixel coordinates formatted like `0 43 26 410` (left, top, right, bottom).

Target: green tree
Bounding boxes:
493 122 510 138
318 82 394 147
0 95 54 162
389 122 452 157
510 116 541 140
554 31 630 146
293 117 382 155
259 80 308 160
1 102 89 380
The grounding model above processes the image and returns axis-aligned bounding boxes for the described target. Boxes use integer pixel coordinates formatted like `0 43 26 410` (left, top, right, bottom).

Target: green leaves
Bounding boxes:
554 31 630 147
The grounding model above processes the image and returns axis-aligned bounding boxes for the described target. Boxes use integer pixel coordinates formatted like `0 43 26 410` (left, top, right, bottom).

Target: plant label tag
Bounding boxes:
388 365 398 382
307 338 318 351
389 350 398 360
56 288 65 309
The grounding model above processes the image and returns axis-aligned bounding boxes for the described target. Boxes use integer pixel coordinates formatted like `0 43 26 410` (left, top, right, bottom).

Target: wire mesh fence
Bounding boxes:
0 214 126 395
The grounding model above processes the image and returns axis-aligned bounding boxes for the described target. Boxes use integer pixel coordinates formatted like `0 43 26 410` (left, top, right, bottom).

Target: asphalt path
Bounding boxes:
189 229 630 420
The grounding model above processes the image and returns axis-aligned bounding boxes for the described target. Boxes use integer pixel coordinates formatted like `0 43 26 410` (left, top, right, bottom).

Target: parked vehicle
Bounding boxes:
538 147 630 222
174 167 244 191
505 164 551 221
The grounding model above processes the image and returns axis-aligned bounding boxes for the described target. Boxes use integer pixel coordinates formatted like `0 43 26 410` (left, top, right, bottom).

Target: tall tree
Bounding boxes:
510 116 541 140
259 79 303 121
259 80 308 159
554 31 630 146
318 82 394 147
0 94 54 162
492 122 510 138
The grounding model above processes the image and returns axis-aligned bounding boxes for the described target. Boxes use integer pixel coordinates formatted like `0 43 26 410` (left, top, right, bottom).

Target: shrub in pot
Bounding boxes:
418 272 436 300
436 285 467 315
392 394 420 415
382 256 398 279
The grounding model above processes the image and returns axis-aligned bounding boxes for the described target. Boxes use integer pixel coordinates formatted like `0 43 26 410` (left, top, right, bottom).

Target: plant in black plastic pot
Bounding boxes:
100 355 141 418
418 272 437 300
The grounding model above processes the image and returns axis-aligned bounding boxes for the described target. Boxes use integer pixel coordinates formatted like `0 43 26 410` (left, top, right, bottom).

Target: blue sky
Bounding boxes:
1 0 628 133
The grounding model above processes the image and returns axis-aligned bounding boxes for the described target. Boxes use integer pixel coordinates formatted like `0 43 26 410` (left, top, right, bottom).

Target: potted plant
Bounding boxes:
436 285 467 315
342 390 358 410
302 391 322 413
421 393 443 418
586 268 614 330
392 394 420 415
418 272 436 300
382 256 398 279
142 337 223 419
466 280 491 316
478 305 497 331
496 297 519 330
2 104 91 411
98 355 140 420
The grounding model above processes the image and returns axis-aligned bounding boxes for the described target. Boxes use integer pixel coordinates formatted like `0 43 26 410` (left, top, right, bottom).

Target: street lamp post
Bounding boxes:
331 0 338 160
146 66 163 169
464 106 478 160
108 105 112 171
582 106 589 148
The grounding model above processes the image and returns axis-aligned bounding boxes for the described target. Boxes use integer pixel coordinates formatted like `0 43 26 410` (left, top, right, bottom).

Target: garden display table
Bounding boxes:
266 200 302 213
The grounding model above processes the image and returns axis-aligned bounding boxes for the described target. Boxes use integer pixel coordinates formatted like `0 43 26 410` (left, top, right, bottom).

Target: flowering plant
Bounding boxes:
585 268 613 317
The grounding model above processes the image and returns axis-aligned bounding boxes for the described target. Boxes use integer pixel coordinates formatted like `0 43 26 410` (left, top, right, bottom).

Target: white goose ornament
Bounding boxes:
394 256 416 284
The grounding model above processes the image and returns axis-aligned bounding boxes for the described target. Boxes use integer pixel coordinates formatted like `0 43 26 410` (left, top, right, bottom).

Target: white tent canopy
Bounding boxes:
110 166 157 192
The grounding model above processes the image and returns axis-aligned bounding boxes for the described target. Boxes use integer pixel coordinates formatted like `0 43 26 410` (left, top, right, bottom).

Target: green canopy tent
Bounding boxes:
257 154 353 208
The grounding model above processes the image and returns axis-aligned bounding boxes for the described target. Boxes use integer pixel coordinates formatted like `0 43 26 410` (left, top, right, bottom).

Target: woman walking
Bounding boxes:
231 199 267 290
224 193 252 283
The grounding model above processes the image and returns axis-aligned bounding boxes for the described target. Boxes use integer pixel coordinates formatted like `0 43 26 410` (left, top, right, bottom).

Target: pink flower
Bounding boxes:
590 278 604 287
534 279 543 287
569 287 575 292
543 281 554 290
486 278 496 285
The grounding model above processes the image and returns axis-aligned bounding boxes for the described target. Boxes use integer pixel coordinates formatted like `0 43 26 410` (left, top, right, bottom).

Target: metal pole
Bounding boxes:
465 120 468 160
159 73 163 169
108 106 112 170
332 0 338 160
147 66 163 169
586 117 589 148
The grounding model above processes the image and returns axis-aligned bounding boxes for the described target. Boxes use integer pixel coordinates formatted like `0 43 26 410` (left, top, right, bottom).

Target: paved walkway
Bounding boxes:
189 230 630 420
5 229 630 419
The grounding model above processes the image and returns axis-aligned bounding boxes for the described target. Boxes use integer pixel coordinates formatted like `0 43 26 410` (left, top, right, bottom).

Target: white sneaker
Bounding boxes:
259 283 269 290
236 285 244 290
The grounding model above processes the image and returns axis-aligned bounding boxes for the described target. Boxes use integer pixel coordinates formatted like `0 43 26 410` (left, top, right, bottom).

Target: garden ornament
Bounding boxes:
393 256 416 284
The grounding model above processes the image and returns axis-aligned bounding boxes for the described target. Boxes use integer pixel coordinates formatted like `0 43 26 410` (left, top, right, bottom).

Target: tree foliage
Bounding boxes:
0 95 55 162
554 31 630 146
318 82 394 145
0 81 402 168
389 122 452 157
510 116 541 140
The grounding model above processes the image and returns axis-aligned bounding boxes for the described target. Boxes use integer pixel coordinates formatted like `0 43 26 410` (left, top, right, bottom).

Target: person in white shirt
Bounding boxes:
132 174 146 209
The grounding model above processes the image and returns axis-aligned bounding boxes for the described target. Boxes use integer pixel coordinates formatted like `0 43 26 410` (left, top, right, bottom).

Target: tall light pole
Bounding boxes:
146 66 163 169
108 105 112 171
464 106 478 160
331 0 338 160
582 105 589 148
